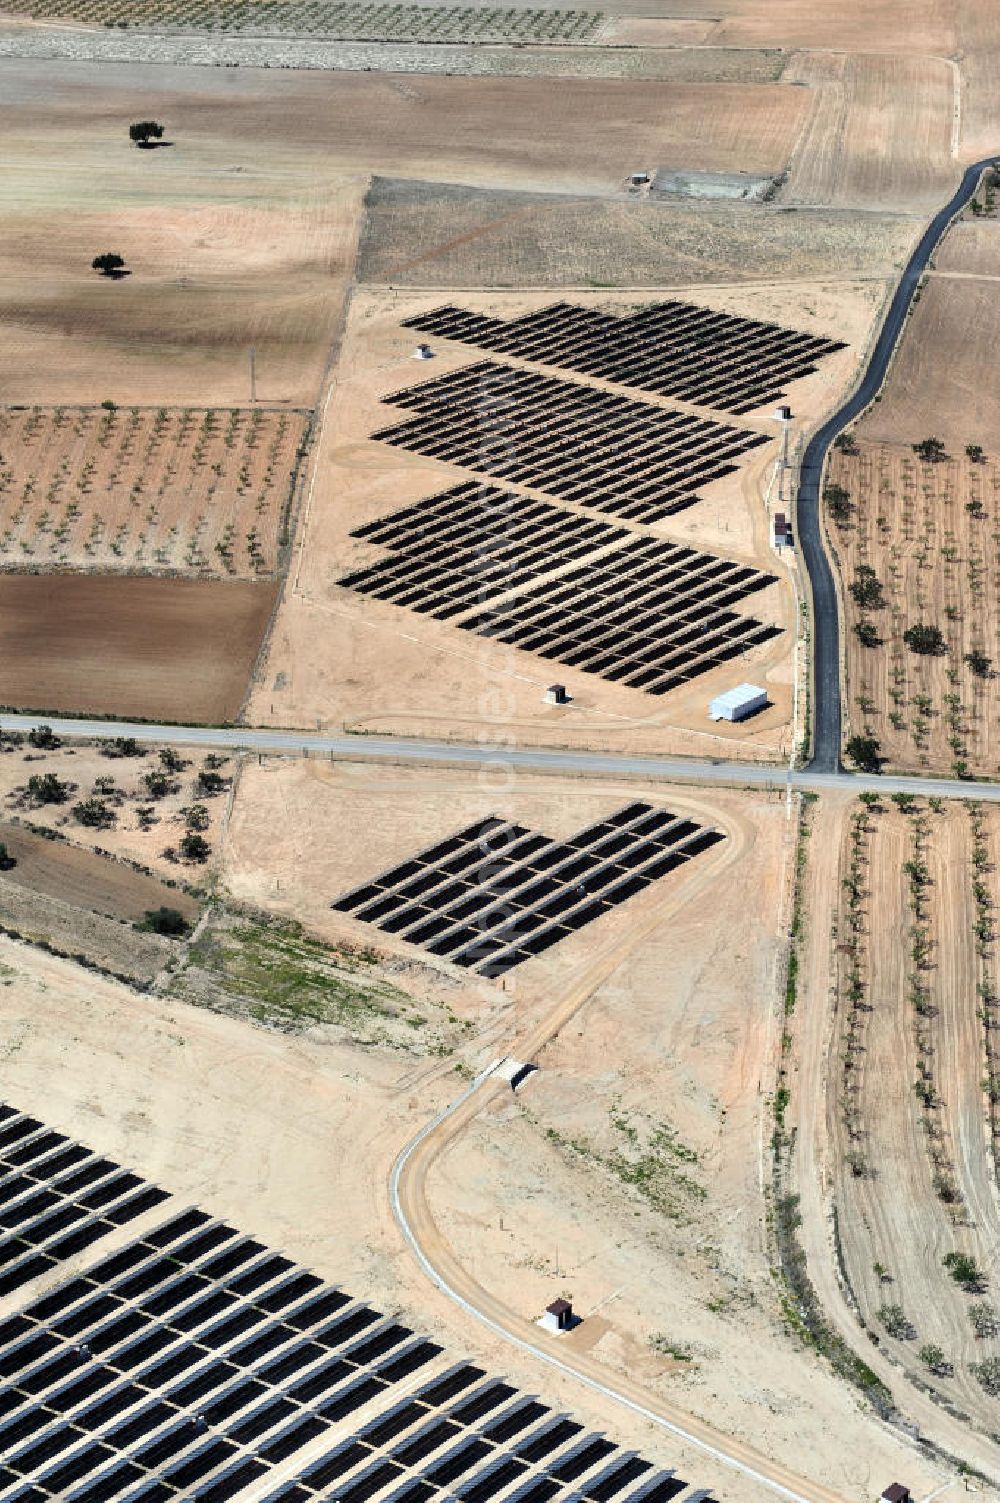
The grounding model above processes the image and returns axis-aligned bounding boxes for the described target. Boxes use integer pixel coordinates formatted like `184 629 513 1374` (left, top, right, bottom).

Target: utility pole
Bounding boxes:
774 403 792 505
249 346 257 404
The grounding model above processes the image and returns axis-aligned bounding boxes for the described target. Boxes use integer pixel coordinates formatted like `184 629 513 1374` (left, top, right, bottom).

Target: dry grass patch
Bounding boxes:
0 405 307 578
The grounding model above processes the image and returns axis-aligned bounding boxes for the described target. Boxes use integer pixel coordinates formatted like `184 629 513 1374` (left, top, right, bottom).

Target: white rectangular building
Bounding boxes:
709 683 768 722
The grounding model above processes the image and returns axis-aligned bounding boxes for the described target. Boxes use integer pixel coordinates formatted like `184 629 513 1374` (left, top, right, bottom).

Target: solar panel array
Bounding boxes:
342 483 630 613
402 301 847 415
340 500 779 695
373 362 767 526
460 539 779 696
332 803 724 978
0 1108 708 1503
0 1108 170 1301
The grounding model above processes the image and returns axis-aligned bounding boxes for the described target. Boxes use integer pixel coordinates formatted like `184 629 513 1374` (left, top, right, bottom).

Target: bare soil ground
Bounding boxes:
781 52 958 215
358 177 921 289
829 798 1000 1443
0 879 176 982
829 440 1000 778
860 275 1000 453
0 405 307 578
247 280 880 757
0 573 277 721
0 736 230 881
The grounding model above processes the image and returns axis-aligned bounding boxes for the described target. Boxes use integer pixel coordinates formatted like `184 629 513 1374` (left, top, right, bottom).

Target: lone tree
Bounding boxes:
0 842 15 872
824 483 852 523
854 619 880 648
129 120 164 147
139 906 189 937
92 252 126 277
849 565 885 610
966 648 992 678
966 443 986 464
846 734 881 773
913 436 947 463
903 623 947 656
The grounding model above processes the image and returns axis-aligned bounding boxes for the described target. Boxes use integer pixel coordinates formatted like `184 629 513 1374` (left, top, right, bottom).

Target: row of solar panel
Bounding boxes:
0 1114 170 1300
351 483 629 567
401 301 846 415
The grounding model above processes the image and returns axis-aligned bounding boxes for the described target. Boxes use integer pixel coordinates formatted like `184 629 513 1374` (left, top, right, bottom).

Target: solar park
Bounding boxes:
331 802 724 979
0 1102 711 1503
400 301 847 416
339 482 780 698
372 362 767 526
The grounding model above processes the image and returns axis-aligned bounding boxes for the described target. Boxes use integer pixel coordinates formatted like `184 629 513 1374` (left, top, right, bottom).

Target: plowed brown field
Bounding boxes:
0 573 277 721
0 821 199 924
782 52 957 214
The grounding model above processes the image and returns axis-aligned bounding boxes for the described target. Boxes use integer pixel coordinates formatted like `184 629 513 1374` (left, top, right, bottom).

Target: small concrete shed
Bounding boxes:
709 684 768 723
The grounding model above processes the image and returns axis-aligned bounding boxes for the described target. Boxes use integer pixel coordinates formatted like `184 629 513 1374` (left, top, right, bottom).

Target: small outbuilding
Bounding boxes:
413 343 434 360
880 1486 910 1503
772 511 793 548
544 684 569 706
709 683 768 723
537 1298 574 1334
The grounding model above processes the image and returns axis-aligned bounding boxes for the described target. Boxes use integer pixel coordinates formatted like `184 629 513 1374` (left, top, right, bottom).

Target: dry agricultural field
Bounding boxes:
829 441 1000 777
0 404 308 578
0 573 277 721
830 796 1000 1439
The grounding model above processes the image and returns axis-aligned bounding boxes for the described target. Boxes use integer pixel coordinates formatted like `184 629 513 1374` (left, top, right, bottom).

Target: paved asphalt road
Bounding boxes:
4 713 1000 802
796 153 999 773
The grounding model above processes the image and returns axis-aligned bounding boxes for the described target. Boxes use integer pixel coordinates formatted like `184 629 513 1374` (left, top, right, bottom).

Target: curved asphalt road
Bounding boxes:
798 154 1000 773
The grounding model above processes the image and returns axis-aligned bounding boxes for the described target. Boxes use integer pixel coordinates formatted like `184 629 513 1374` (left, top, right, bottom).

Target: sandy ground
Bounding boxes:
0 767 953 1502
829 440 1000 777
248 281 883 758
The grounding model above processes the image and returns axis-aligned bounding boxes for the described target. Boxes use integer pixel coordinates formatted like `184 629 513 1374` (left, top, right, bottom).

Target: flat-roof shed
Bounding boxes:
709 683 768 723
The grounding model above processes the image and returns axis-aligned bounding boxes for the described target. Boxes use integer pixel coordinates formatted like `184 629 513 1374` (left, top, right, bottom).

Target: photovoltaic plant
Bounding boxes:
0 1103 707 1503
372 363 767 527
331 802 724 978
339 485 779 697
401 300 847 414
